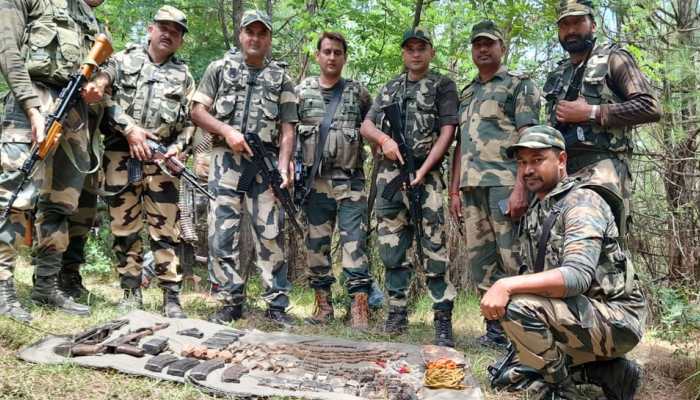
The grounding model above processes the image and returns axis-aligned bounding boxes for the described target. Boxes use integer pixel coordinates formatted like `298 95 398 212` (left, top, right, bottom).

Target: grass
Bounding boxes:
0 260 698 400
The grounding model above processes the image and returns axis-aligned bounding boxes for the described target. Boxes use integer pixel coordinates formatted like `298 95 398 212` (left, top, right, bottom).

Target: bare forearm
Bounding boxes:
277 123 294 170
449 144 462 193
420 125 455 174
360 119 388 146
499 269 567 298
191 103 230 138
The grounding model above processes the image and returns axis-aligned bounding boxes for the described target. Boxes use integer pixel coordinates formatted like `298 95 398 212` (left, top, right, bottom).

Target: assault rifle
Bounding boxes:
380 102 425 265
292 145 307 208
0 34 113 220
237 133 304 237
145 139 215 201
67 322 170 357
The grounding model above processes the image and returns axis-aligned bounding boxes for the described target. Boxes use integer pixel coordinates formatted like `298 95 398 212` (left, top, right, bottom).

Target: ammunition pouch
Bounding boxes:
126 158 143 184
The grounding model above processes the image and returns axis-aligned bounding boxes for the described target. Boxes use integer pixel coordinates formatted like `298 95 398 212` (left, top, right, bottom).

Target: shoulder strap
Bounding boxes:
534 200 564 273
306 79 346 188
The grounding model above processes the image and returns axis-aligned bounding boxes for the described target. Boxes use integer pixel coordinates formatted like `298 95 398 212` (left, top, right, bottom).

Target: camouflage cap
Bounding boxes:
153 5 188 33
557 0 594 22
401 27 432 47
506 125 566 158
470 20 504 43
241 10 273 32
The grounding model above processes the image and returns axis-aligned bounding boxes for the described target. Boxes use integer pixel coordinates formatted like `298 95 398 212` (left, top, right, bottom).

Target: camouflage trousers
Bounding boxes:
104 151 181 289
302 176 371 294
501 293 645 383
208 146 290 310
62 185 98 270
374 162 456 311
461 186 519 293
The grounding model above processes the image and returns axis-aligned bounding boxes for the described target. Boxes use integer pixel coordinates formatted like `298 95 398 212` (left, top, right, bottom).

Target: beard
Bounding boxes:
559 31 594 53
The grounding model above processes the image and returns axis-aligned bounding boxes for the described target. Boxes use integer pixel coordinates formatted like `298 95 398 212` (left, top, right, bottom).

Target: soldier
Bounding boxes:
295 32 373 329
190 10 298 326
448 20 540 348
544 0 660 229
99 5 194 317
482 125 646 400
0 0 110 319
360 27 458 346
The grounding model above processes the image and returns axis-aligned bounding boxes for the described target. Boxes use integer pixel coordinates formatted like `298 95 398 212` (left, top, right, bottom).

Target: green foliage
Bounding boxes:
651 284 700 343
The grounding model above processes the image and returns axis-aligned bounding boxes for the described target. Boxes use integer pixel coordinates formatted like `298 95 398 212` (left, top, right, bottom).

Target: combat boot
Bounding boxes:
305 287 334 325
31 275 90 316
209 304 243 325
479 319 509 349
384 306 408 334
350 292 370 330
0 279 32 322
577 358 642 400
433 309 454 347
161 283 187 318
117 287 143 312
265 307 295 327
532 377 586 400
58 264 89 299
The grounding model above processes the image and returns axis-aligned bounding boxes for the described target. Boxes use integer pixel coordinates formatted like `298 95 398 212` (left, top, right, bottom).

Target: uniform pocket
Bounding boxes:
297 124 317 167
25 22 58 78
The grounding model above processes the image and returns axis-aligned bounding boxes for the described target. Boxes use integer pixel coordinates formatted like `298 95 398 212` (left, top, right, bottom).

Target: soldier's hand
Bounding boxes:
81 81 106 104
223 127 253 156
126 125 158 161
449 192 462 221
28 107 46 144
380 136 404 165
507 186 528 220
480 280 511 320
279 167 291 189
556 97 592 124
410 167 426 186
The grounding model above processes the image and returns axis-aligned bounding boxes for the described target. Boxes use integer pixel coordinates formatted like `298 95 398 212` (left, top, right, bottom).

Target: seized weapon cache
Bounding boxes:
67 322 170 357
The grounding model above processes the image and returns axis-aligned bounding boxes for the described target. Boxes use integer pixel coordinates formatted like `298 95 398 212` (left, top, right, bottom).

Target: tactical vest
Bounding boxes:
22 0 100 85
212 50 286 147
296 77 364 173
377 72 443 159
521 177 635 302
543 43 629 153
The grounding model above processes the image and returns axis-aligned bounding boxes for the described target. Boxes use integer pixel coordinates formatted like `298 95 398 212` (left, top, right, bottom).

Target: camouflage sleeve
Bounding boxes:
170 70 196 153
102 51 137 135
358 84 372 121
294 82 303 119
601 50 661 128
192 59 223 108
0 0 41 111
514 78 541 129
279 74 298 124
436 77 459 127
558 188 615 297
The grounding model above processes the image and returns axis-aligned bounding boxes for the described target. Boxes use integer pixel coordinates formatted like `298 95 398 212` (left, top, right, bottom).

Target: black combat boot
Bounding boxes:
479 319 509 349
384 306 408 334
117 287 143 312
265 307 294 327
305 287 334 325
209 304 243 325
433 309 454 347
578 358 642 400
58 264 89 299
0 279 32 322
31 274 90 316
161 283 187 318
533 377 586 400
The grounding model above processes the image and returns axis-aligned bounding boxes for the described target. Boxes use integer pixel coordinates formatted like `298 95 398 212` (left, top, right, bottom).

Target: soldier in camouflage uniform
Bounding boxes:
361 28 458 346
448 20 540 348
296 32 373 329
544 0 660 232
482 125 646 400
99 6 194 318
191 10 298 326
0 0 111 319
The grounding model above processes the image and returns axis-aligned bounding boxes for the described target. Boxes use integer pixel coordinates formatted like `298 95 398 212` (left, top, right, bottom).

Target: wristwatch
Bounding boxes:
589 105 599 122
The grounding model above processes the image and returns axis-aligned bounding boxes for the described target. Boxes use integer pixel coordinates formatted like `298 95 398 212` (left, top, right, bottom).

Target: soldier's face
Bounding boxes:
401 39 434 74
471 37 504 70
316 38 346 78
516 148 567 198
148 22 184 55
240 23 272 60
558 15 596 53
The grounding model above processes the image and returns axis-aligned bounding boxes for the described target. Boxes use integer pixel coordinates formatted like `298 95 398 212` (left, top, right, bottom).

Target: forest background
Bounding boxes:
0 0 699 398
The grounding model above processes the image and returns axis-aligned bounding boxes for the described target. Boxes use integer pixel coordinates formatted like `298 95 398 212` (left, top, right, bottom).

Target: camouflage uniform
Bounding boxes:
458 64 540 292
544 0 661 229
296 77 372 295
499 126 647 397
100 42 195 290
0 0 103 316
366 72 458 311
193 49 298 311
